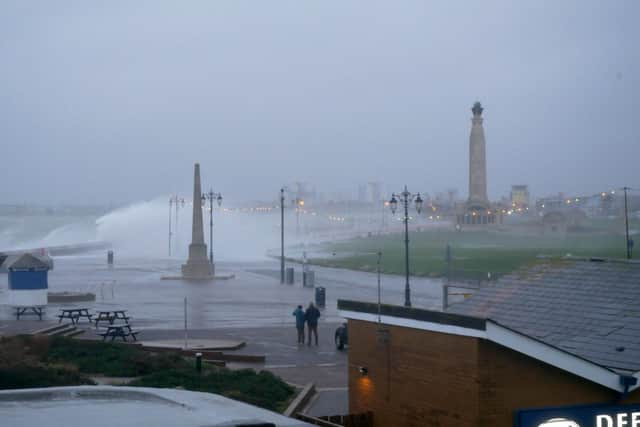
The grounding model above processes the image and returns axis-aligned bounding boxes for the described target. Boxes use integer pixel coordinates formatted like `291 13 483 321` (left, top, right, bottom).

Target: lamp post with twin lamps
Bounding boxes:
202 189 222 266
279 188 305 283
389 186 423 307
168 195 185 257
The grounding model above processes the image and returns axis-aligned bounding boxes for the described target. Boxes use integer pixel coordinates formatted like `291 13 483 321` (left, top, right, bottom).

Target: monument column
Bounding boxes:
468 101 488 204
182 163 213 279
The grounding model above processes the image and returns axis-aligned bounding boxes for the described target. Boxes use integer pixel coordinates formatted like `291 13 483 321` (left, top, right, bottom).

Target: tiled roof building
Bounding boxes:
448 258 640 374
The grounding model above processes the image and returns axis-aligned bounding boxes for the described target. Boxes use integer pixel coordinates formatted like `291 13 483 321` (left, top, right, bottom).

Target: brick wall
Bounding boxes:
477 340 640 426
348 319 482 427
348 319 640 427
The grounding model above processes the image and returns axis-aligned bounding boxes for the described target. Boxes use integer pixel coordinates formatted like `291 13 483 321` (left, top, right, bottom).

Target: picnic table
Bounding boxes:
98 323 139 342
14 306 45 320
93 310 130 327
57 308 92 324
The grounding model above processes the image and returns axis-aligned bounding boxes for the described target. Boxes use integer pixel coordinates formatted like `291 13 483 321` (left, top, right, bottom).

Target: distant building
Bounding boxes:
356 182 383 204
339 258 640 426
294 181 317 204
536 194 588 233
368 182 382 203
357 184 367 203
510 185 530 208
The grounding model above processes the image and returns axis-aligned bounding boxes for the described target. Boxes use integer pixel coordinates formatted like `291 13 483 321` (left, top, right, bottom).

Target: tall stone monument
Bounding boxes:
181 163 213 279
457 102 499 225
468 101 488 205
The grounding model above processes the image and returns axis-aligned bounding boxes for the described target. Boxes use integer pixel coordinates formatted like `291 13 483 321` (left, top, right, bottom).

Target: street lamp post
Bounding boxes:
169 195 185 257
624 186 633 259
280 188 285 284
168 198 173 257
376 250 382 323
295 197 304 237
202 189 222 266
389 185 423 307
380 200 390 235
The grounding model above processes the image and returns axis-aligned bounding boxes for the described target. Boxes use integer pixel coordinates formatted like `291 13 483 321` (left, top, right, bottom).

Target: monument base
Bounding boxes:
181 261 213 280
160 273 235 281
180 242 213 279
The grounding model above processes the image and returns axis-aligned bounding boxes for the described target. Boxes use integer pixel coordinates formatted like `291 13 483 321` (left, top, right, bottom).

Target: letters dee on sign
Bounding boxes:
596 412 640 427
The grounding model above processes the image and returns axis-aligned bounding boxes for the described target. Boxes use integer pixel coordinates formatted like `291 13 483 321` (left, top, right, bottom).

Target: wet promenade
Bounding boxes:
0 255 444 328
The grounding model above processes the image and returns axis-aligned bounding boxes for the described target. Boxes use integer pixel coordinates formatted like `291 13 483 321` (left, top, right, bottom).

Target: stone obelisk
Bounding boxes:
468 101 488 205
181 163 213 279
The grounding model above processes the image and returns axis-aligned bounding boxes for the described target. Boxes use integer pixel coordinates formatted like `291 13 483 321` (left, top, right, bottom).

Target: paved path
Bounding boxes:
132 324 348 387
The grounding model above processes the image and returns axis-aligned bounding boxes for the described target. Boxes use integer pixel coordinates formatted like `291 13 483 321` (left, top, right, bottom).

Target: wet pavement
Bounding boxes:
0 255 444 328
0 254 445 416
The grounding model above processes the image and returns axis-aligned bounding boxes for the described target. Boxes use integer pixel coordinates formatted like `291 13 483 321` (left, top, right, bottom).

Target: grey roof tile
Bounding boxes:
448 258 640 372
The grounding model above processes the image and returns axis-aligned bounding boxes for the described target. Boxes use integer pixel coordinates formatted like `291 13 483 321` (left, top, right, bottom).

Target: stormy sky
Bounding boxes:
1 1 638 205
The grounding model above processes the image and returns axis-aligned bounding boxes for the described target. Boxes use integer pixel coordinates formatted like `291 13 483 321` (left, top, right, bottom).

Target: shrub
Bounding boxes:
0 365 94 389
46 337 185 376
129 367 295 412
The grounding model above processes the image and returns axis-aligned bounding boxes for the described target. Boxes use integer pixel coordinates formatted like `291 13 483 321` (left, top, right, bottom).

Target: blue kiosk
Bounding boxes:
8 253 50 320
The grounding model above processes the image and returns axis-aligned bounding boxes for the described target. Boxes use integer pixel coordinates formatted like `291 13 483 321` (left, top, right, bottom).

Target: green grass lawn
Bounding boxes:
309 228 628 280
0 336 295 412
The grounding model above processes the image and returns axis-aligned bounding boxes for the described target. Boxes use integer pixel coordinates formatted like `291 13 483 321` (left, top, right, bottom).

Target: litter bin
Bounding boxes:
315 286 326 308
107 250 114 266
286 267 295 284
303 270 315 287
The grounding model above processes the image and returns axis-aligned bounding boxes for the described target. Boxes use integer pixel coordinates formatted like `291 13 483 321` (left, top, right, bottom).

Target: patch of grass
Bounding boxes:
129 367 295 412
310 228 626 280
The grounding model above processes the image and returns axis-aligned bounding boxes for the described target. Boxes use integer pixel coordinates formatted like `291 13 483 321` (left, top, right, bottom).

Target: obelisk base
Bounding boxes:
181 243 213 279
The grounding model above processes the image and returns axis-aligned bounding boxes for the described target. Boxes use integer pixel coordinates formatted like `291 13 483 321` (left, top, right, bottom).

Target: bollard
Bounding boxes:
286 267 294 284
315 286 326 308
195 352 202 373
303 270 315 287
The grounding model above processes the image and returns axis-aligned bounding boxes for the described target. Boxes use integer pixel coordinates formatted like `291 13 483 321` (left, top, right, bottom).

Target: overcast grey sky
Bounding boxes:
1 1 638 205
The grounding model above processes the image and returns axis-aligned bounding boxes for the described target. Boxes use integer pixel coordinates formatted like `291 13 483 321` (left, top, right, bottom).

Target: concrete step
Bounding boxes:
31 324 69 336
203 359 226 367
49 325 77 336
62 328 85 338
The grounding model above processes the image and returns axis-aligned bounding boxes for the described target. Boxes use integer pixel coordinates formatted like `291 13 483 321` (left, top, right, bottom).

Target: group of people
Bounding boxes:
292 302 321 345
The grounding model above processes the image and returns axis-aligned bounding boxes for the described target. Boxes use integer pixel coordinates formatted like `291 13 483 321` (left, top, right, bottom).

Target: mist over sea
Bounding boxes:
0 198 282 262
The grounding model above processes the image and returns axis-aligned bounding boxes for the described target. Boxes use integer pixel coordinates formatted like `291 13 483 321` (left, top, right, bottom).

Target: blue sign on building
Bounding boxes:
7 253 50 291
9 270 48 290
517 403 640 427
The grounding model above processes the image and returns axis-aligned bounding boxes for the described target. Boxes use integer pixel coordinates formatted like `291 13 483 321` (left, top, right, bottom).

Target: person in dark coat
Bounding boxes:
292 305 306 344
305 302 320 346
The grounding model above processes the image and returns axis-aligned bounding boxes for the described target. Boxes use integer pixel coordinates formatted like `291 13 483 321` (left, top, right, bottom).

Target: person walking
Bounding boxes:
292 305 306 344
305 302 320 346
